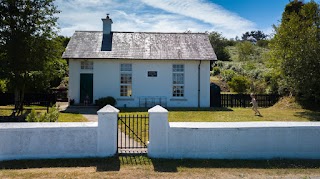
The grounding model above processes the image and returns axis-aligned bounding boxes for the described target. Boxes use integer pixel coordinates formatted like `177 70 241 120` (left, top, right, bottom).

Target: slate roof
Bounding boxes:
62 31 217 60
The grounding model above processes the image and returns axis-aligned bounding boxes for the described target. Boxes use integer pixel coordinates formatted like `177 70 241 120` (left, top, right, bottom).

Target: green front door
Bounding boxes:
80 73 93 104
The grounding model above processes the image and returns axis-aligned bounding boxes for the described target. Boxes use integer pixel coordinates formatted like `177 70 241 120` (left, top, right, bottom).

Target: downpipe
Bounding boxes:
198 61 201 108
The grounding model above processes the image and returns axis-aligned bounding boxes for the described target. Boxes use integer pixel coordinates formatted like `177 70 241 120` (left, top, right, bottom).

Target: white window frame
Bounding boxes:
172 64 184 97
120 64 132 97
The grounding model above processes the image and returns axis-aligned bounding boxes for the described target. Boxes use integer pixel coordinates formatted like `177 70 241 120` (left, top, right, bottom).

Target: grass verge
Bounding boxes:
1 156 320 178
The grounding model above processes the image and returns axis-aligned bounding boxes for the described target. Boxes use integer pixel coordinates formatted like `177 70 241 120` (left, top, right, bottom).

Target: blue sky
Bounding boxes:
55 0 316 39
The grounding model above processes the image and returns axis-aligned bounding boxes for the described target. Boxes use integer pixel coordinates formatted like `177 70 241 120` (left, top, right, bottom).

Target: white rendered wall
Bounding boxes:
0 105 119 161
167 122 320 159
68 59 80 103
68 59 210 107
148 106 320 159
0 123 98 161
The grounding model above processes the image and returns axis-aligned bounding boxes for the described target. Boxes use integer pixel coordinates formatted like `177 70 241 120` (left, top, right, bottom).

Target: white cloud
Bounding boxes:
140 0 256 37
112 11 210 33
55 0 256 38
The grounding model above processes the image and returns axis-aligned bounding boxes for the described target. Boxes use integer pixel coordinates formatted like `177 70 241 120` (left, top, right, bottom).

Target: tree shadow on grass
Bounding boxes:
0 116 26 122
294 111 320 121
0 157 120 172
0 108 29 122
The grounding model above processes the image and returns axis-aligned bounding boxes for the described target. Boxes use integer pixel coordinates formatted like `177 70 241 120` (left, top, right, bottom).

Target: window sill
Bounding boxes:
170 98 187 101
117 98 134 101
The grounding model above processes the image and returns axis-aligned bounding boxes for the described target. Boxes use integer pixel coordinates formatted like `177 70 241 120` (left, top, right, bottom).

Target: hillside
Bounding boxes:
211 43 273 94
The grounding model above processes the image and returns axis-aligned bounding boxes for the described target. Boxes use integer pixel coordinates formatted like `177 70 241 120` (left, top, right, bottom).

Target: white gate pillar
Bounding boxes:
97 105 119 157
148 105 169 158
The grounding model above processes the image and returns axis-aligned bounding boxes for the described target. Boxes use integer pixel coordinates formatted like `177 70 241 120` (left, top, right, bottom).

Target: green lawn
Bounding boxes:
119 107 320 122
168 107 320 122
2 104 319 123
58 112 88 122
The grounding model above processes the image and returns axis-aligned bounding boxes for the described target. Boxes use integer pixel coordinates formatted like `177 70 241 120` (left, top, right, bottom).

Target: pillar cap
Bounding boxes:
97 105 119 114
148 105 168 113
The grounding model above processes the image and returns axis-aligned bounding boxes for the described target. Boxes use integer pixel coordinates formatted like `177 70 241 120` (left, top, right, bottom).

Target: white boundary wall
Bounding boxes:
0 105 118 161
2 105 320 161
148 105 320 159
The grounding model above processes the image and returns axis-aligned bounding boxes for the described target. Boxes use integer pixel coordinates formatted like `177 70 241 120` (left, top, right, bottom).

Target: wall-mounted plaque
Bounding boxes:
148 71 157 77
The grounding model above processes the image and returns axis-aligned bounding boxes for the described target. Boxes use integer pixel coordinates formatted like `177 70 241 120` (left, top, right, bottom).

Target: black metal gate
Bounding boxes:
117 114 149 154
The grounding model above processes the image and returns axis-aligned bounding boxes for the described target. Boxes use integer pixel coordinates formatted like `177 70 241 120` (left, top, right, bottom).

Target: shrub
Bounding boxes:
221 69 236 82
230 64 243 74
216 61 224 67
95 96 116 108
212 67 220 75
41 107 59 122
236 41 261 61
228 75 251 93
26 109 39 122
26 107 59 122
257 40 269 48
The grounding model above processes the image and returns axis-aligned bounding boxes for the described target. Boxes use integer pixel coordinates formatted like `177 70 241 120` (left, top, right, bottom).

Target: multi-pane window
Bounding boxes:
172 64 184 97
120 64 132 97
81 61 93 69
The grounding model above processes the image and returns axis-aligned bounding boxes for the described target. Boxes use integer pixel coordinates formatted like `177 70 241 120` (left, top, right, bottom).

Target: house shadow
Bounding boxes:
60 105 99 115
294 111 320 121
0 157 120 172
150 158 320 172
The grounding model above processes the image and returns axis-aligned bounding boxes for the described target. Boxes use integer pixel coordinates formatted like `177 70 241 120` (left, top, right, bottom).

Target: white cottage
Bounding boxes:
62 15 217 108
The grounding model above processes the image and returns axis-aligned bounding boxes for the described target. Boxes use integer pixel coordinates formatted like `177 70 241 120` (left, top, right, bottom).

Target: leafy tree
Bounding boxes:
0 0 60 115
236 41 256 61
269 0 320 105
208 32 231 62
242 30 268 41
57 35 71 48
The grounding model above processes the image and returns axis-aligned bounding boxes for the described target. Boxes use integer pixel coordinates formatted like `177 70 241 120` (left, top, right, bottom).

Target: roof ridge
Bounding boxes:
113 31 207 34
75 31 207 35
75 31 101 32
